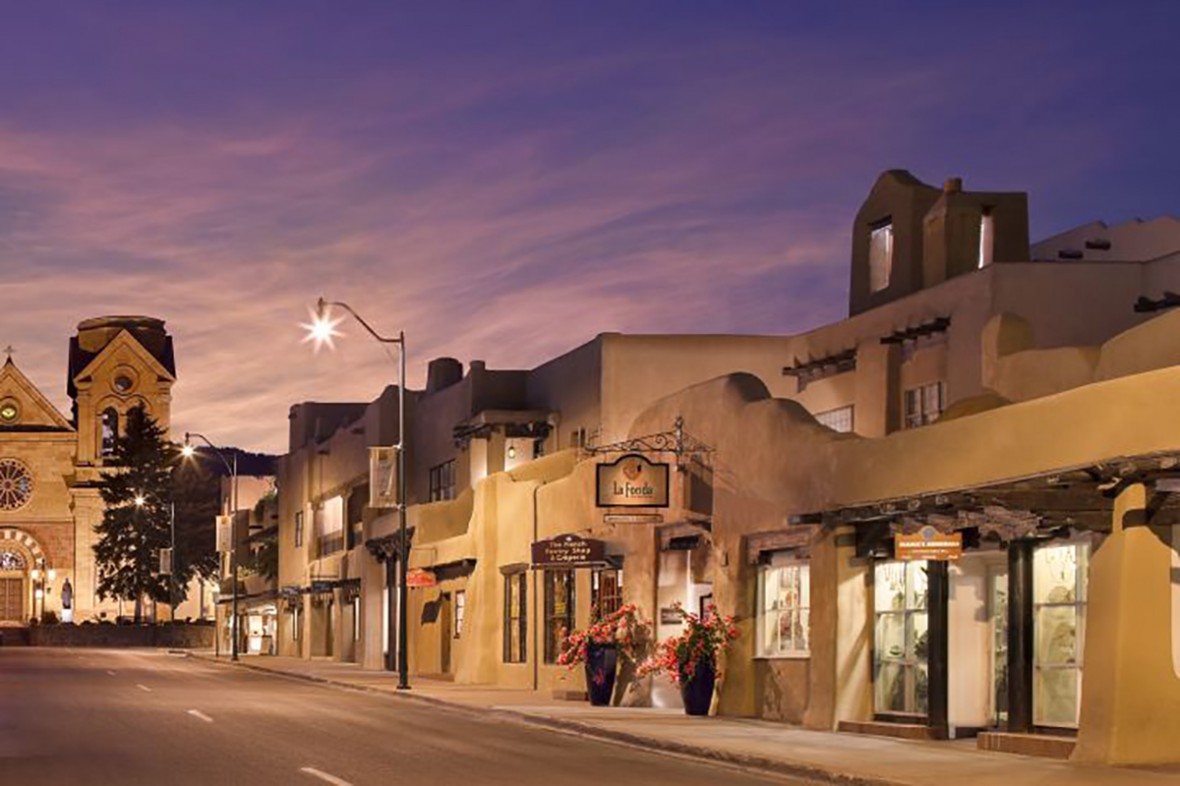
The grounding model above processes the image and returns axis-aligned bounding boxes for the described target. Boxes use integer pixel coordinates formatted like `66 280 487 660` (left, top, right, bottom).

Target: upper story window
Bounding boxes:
869 221 894 292
429 460 456 502
814 405 854 433
315 496 344 557
100 409 119 457
978 209 995 269
904 381 945 429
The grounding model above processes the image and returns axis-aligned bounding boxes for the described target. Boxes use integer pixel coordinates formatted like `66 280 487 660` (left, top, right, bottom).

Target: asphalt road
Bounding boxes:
0 648 799 786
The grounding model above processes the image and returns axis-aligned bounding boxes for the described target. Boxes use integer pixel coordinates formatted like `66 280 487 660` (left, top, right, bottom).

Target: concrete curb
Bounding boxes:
186 653 907 786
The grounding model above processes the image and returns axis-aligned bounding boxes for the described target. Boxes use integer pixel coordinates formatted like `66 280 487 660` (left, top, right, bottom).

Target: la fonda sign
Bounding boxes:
596 453 670 508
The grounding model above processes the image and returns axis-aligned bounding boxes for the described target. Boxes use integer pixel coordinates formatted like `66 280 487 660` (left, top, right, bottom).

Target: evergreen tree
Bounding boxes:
93 406 176 621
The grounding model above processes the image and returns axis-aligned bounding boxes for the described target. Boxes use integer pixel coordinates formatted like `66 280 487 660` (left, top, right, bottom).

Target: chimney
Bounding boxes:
425 357 464 393
943 177 963 194
469 360 486 374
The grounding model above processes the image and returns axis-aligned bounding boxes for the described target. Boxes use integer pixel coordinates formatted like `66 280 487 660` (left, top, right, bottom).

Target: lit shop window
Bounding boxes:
814 405 854 433
454 590 465 639
756 561 810 657
869 221 894 292
874 560 929 717
903 382 945 429
544 570 575 664
503 572 527 664
1033 542 1089 728
591 569 622 620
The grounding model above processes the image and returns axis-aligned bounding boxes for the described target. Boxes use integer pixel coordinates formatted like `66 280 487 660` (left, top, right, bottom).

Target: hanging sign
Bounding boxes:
370 446 400 508
596 454 670 508
215 515 233 553
531 534 607 568
406 568 438 588
895 527 963 561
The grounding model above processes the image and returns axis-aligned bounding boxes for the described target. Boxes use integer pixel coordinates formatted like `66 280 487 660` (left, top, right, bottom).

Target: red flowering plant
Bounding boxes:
637 603 740 684
556 603 651 668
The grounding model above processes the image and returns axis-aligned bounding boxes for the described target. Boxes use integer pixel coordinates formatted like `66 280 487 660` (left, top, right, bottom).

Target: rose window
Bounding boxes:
0 459 33 510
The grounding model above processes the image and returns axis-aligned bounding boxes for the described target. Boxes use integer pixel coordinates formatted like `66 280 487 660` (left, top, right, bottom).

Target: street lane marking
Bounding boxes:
299 767 353 786
187 709 214 723
136 684 152 693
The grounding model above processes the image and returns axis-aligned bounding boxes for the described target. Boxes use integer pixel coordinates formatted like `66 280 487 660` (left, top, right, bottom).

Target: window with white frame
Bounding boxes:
815 405 854 433
903 382 945 429
978 209 995 268
756 558 810 657
869 221 894 292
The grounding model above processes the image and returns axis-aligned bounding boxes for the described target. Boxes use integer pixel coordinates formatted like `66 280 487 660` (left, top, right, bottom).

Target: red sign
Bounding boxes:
406 568 438 588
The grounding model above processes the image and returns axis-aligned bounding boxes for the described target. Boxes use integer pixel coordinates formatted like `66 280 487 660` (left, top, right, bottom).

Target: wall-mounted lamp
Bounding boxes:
507 445 517 460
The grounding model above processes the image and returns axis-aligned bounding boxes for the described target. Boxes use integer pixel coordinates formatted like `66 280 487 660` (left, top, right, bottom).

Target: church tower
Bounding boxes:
69 316 177 620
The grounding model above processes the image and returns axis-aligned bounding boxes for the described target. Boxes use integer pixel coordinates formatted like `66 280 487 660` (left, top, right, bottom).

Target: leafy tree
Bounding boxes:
93 407 175 621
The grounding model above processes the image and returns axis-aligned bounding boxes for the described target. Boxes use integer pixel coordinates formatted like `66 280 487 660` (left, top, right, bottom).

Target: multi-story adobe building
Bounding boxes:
276 170 1180 765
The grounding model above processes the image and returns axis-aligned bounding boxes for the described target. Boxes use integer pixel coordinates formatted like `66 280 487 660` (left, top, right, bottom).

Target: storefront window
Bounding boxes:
1033 541 1088 728
591 569 621 620
543 569 575 664
874 560 929 717
454 590 465 639
503 572 527 663
756 560 810 656
989 566 1009 727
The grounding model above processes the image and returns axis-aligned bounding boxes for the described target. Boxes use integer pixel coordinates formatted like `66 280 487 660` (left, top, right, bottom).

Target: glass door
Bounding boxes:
874 560 930 718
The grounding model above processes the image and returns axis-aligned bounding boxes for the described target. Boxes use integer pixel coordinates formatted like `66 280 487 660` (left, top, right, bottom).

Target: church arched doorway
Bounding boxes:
0 529 47 626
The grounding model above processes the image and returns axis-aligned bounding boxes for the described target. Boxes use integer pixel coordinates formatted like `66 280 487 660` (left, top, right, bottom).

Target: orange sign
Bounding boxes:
895 528 962 561
406 568 438 588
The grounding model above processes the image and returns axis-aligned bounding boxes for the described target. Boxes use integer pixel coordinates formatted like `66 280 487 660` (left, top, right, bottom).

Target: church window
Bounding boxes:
100 409 119 457
113 375 134 394
0 400 18 424
0 459 33 510
0 551 25 571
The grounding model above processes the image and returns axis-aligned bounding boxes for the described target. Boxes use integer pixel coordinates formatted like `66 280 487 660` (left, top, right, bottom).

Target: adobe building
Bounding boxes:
0 316 206 624
274 170 1180 765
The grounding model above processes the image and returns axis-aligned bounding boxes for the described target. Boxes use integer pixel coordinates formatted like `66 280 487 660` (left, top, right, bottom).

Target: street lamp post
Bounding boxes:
29 558 54 623
304 297 410 690
183 433 239 661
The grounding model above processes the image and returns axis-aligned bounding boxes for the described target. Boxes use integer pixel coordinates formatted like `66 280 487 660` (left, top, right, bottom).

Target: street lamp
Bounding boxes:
184 432 240 661
304 297 409 690
30 558 55 622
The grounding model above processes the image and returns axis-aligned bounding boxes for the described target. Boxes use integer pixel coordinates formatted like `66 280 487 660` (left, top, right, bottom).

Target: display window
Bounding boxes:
756 560 810 657
1033 541 1089 728
874 560 929 717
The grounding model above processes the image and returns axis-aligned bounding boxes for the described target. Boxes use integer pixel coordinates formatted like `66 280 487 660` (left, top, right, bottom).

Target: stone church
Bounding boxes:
0 316 176 625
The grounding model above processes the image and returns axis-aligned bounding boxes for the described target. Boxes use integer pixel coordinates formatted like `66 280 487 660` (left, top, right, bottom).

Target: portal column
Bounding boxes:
1072 483 1180 764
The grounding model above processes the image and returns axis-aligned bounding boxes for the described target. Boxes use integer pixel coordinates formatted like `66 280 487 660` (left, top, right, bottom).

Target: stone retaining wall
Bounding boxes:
21 623 214 648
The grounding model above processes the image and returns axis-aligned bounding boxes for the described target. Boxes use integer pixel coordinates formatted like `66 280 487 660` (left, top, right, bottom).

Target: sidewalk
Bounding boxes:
189 652 1180 786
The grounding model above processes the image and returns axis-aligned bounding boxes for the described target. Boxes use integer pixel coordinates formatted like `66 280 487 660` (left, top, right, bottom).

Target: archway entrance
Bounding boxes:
0 549 27 624
0 528 48 627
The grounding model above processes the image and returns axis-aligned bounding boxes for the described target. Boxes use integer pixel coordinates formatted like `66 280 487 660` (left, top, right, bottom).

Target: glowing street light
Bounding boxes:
184 432 240 661
304 296 410 690
134 494 147 507
300 304 345 353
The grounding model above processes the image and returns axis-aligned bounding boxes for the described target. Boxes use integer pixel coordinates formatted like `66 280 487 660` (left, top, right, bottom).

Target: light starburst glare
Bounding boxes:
301 305 345 352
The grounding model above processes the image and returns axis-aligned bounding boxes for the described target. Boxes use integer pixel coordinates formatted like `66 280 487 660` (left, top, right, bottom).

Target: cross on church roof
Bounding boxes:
2 346 12 362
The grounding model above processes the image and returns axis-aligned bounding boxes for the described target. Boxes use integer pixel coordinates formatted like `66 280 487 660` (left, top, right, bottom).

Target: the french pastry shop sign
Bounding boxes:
531 534 606 568
596 453 670 508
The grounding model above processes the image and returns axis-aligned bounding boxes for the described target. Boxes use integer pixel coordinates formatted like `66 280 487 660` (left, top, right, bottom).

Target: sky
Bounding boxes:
0 1 1177 453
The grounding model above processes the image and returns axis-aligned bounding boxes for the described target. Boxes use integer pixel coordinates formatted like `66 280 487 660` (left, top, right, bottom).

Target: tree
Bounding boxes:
93 406 176 622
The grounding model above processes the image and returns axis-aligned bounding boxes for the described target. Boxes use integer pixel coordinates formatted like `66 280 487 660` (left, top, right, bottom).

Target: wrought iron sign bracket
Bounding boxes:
582 416 714 470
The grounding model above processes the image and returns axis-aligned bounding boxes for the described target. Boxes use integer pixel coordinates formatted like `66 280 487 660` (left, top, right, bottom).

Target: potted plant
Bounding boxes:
638 602 740 716
558 604 650 706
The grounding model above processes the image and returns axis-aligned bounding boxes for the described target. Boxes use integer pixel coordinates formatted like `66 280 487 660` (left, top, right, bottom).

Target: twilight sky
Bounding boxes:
1 2 1177 453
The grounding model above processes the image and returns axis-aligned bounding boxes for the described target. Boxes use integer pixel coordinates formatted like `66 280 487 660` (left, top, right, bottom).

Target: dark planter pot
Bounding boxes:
585 642 619 706
679 658 716 716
